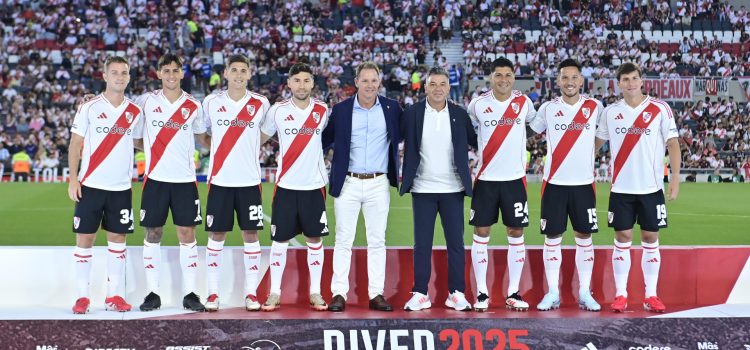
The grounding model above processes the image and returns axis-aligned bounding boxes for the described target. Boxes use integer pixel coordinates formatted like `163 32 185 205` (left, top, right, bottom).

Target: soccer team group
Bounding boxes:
66 52 681 316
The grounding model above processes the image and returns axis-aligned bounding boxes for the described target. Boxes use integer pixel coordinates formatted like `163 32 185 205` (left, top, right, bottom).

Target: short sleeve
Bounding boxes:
192 100 207 134
70 103 90 137
596 105 611 140
659 103 678 142
260 103 279 136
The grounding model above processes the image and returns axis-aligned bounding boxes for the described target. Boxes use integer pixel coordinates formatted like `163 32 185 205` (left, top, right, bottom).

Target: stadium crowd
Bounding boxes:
0 0 749 181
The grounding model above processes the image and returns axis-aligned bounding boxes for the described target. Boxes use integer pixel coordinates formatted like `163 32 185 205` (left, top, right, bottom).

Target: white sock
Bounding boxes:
179 241 199 296
642 240 661 297
106 241 127 297
269 241 289 295
575 237 595 295
612 239 632 297
507 235 526 296
307 241 324 295
142 240 161 294
244 241 262 296
471 234 490 295
543 237 562 295
73 247 93 298
205 238 225 296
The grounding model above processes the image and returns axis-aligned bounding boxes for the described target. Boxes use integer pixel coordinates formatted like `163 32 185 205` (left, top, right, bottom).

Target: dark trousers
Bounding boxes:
411 192 466 294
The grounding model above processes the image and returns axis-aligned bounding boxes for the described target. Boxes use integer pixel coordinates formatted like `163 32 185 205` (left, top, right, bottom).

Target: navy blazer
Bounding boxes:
322 95 403 198
399 99 478 197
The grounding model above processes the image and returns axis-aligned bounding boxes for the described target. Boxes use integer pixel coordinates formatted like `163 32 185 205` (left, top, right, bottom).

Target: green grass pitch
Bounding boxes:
0 182 747 247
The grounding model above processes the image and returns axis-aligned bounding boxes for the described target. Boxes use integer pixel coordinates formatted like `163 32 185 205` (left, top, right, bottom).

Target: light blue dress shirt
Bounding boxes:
349 95 389 174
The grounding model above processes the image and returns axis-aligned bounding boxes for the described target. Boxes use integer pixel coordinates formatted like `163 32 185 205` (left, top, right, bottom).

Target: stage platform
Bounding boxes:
1 246 748 349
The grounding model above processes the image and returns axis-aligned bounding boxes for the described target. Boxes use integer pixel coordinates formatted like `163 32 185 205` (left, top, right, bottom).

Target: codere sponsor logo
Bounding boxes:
483 118 521 127
95 126 132 135
614 126 651 135
283 127 320 135
216 119 255 128
554 122 591 131
628 345 670 350
151 119 188 130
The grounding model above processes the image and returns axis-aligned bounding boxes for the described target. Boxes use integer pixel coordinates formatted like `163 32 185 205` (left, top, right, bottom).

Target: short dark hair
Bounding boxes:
157 53 183 69
226 54 250 68
104 56 129 70
289 62 313 78
426 66 449 83
558 58 581 72
616 62 642 80
491 57 514 71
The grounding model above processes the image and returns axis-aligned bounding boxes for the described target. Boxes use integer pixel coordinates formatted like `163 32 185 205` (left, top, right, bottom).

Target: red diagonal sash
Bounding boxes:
547 99 598 182
277 103 327 182
612 103 661 185
145 99 199 178
475 95 526 180
80 103 140 184
209 97 264 184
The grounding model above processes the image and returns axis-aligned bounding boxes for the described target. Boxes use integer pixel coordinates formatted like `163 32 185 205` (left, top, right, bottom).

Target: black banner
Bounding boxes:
5 318 748 350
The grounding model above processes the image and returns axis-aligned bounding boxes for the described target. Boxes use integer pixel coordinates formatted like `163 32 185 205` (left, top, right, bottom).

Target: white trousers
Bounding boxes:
331 175 391 299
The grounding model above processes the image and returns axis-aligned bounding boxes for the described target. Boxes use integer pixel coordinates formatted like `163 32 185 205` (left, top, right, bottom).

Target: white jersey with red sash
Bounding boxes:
70 94 142 191
260 98 329 190
468 90 536 181
133 90 206 183
597 96 678 194
530 95 603 186
203 90 270 187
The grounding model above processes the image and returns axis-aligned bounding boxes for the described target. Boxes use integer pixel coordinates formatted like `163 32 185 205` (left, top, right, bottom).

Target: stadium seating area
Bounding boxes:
0 0 748 181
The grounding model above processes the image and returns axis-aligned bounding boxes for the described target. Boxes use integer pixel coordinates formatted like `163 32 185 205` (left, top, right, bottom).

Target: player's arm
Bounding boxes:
594 104 610 150
321 105 335 150
259 103 278 145
68 134 84 202
134 139 144 150
666 138 681 201
594 137 606 151
527 101 549 137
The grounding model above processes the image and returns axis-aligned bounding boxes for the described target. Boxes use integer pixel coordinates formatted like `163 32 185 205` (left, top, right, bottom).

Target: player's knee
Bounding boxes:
506 227 524 237
144 227 163 243
615 230 633 242
209 232 228 242
474 226 491 237
547 233 564 240
241 230 258 243
641 230 659 244
574 231 592 239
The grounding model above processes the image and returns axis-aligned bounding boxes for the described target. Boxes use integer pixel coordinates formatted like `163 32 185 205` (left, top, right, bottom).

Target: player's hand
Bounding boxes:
667 178 679 201
68 180 82 202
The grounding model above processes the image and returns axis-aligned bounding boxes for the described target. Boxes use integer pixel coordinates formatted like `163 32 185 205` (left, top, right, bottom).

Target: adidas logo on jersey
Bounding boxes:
555 110 564 117
614 113 624 120
257 221 263 227
284 115 295 121
483 106 494 114
658 219 666 226
521 217 528 224
98 113 107 119
217 106 227 112
153 107 162 113
591 223 598 230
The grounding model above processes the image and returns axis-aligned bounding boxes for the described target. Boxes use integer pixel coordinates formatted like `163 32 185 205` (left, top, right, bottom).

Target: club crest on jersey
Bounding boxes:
511 102 520 114
140 209 146 221
247 105 256 116
181 107 191 120
540 219 547 231
608 211 614 224
582 107 591 120
206 215 213 228
643 112 652 123
313 112 321 123
125 112 133 123
73 216 80 229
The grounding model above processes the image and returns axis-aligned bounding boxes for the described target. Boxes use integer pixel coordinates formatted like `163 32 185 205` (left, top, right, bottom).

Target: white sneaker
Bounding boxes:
505 292 529 311
473 292 490 312
445 291 472 311
404 292 431 311
536 292 560 311
205 294 219 312
578 291 601 311
245 294 261 311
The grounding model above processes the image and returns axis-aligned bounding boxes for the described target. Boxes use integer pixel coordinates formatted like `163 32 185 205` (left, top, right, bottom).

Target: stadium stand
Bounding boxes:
0 0 748 182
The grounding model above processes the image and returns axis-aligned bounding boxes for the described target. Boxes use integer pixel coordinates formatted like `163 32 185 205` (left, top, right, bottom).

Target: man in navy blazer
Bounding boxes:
399 67 478 311
322 62 402 312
